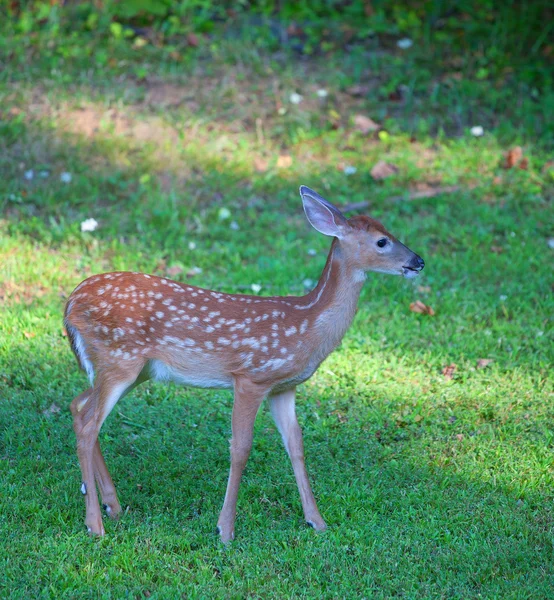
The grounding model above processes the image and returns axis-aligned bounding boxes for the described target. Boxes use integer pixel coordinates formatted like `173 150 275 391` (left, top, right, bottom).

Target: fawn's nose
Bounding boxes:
411 254 425 270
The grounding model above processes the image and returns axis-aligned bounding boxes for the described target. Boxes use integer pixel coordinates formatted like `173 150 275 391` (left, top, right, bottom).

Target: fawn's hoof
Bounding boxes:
86 516 105 536
306 517 327 532
217 524 235 544
102 500 122 520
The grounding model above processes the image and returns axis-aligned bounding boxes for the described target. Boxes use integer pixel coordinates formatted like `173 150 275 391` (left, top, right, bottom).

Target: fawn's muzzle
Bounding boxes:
402 254 425 278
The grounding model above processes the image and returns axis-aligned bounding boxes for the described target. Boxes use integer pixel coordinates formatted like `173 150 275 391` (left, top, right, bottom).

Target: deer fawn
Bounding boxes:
64 186 424 541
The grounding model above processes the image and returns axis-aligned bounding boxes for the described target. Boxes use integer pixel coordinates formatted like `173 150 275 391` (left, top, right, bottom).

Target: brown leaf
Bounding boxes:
504 146 523 169
442 364 457 380
417 285 431 293
518 157 529 170
345 84 369 97
477 358 494 369
542 160 554 174
353 114 380 134
166 265 183 277
23 331 36 339
331 410 347 423
490 245 504 254
371 160 399 180
43 402 61 415
254 157 269 172
186 32 199 47
456 433 464 441
276 155 292 169
409 300 435 316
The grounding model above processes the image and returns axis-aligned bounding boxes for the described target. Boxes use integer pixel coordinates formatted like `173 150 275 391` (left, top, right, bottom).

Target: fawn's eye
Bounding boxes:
377 238 388 248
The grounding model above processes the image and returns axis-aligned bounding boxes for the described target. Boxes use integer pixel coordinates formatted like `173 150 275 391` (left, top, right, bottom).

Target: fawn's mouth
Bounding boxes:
402 266 421 279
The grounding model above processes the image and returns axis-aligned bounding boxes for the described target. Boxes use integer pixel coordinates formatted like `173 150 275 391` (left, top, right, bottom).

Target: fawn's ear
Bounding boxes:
299 186 348 238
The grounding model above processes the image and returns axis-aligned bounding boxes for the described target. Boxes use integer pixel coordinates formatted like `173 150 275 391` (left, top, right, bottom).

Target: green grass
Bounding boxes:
1 15 554 599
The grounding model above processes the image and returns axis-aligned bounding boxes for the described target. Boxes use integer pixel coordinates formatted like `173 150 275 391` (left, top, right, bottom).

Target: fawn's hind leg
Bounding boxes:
71 390 121 520
70 372 139 535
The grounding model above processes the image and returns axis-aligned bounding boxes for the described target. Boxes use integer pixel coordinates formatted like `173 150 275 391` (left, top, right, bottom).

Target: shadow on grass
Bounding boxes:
1 373 553 595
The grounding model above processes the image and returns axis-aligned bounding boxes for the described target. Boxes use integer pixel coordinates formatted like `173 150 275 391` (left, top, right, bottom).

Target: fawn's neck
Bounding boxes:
300 238 365 352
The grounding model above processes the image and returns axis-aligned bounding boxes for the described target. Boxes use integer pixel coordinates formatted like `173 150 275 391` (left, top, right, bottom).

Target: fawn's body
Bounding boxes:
65 186 424 541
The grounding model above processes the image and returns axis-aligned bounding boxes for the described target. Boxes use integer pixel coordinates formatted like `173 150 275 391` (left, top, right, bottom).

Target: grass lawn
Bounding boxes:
1 11 553 599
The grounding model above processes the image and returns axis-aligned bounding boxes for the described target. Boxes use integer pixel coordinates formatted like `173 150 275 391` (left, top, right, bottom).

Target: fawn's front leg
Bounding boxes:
269 389 327 531
217 377 267 543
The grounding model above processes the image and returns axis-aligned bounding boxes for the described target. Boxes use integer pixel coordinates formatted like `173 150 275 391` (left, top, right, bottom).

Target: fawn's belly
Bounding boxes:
148 358 234 389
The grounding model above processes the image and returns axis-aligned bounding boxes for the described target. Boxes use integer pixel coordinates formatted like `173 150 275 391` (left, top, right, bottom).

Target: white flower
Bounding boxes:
218 207 231 220
289 93 303 105
470 126 484 137
303 278 314 289
24 169 34 181
60 172 72 183
188 241 197 250
230 221 240 230
344 165 357 175
188 266 203 276
39 170 49 178
397 38 413 49
547 238 554 249
499 294 508 301
307 248 317 256
251 283 262 293
277 107 287 116
316 89 328 98
80 218 99 232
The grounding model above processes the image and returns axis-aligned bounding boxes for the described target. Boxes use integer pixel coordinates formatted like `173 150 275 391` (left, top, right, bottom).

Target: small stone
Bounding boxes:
397 38 413 49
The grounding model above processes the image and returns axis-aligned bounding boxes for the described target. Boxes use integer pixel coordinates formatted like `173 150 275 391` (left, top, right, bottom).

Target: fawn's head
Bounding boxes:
300 186 424 279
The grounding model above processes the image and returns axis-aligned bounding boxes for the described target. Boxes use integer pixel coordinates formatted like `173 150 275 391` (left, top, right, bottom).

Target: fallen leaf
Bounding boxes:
353 114 380 134
186 266 202 278
276 155 292 169
518 157 529 170
331 410 347 423
409 300 435 316
254 157 269 172
456 433 464 441
43 403 61 415
504 146 523 169
345 84 369 97
477 358 494 369
166 265 183 277
417 285 431 293
442 364 457 380
23 331 36 339
186 32 199 47
542 161 554 174
371 160 399 180
490 245 504 254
